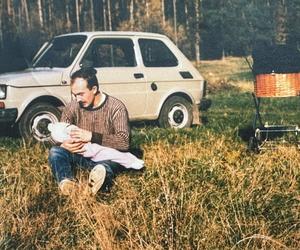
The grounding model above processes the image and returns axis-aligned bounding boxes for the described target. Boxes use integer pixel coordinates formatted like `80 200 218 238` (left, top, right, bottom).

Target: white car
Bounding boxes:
0 31 206 141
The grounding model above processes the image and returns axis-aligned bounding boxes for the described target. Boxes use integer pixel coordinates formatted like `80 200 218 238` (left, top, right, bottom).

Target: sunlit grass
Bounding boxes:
198 56 254 93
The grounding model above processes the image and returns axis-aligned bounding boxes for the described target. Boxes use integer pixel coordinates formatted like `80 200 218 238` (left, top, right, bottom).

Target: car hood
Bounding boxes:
0 68 64 87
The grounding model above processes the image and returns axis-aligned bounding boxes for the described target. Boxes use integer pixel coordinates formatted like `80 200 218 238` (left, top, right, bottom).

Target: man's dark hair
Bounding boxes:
71 67 99 92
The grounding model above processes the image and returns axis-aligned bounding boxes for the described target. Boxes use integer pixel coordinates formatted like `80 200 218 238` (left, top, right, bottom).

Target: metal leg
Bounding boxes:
252 93 263 129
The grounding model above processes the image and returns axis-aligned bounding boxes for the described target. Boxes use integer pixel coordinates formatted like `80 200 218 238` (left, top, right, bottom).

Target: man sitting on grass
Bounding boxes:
48 122 144 170
48 67 133 195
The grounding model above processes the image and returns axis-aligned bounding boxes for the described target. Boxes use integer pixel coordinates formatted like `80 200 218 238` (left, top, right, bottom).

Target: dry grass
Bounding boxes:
1 57 299 249
0 132 299 249
198 56 254 93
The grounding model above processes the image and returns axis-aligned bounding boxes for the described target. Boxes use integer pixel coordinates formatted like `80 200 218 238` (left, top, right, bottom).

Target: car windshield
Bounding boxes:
32 35 87 68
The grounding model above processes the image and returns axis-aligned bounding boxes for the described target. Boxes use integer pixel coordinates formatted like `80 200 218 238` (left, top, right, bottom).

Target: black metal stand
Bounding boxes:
248 92 300 152
252 93 263 129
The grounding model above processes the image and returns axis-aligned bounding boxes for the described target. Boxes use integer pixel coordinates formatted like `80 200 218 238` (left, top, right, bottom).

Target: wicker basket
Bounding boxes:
255 73 300 97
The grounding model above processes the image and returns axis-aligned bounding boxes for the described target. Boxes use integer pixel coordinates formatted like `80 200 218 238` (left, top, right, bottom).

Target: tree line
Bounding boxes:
0 0 299 73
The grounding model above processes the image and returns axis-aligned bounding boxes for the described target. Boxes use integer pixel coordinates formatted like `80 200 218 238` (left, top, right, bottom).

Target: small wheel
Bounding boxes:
248 136 259 153
158 96 193 129
18 103 61 142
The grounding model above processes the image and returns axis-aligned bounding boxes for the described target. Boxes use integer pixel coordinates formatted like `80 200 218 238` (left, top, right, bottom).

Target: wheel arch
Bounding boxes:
158 92 193 117
16 95 65 122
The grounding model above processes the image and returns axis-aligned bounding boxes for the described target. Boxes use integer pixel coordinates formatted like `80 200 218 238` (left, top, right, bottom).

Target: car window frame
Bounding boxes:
138 38 179 67
80 37 137 68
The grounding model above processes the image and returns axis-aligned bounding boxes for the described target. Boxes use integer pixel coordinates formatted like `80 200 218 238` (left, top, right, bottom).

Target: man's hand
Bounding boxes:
61 139 86 154
69 127 92 143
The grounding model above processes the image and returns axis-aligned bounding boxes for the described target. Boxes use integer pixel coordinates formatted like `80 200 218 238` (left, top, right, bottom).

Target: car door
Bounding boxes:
137 38 184 115
77 37 147 118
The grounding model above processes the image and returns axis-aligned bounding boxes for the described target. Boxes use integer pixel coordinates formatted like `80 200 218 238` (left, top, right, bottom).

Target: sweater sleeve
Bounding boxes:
101 104 130 151
60 101 76 124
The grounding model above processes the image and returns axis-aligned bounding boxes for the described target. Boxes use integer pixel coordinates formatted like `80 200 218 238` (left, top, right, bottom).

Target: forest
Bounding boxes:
0 0 299 73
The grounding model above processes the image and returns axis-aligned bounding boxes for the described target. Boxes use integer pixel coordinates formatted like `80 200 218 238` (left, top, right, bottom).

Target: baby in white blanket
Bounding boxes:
48 122 144 170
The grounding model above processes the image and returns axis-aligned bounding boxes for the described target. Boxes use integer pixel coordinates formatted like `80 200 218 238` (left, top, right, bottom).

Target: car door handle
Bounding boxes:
134 73 144 79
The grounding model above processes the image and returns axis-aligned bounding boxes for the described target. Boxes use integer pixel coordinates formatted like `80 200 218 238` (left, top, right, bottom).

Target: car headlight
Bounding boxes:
0 85 7 99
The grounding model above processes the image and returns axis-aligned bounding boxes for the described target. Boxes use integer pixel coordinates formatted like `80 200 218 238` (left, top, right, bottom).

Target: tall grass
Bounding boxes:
1 57 299 249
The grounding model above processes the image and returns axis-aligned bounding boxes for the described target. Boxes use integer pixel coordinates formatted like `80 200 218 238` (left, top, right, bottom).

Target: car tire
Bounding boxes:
18 103 61 142
158 96 193 129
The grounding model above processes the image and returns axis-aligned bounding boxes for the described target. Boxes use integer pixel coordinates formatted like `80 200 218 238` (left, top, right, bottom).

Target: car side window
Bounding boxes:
138 39 178 67
80 38 136 68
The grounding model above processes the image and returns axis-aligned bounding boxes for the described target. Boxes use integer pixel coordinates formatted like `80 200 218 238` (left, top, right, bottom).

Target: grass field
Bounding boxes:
1 57 299 249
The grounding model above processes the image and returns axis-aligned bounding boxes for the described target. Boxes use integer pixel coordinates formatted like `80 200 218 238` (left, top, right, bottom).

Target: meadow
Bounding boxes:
0 58 299 249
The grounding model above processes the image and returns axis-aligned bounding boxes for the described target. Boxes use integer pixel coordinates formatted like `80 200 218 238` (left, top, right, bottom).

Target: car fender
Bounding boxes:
16 91 66 121
155 89 195 118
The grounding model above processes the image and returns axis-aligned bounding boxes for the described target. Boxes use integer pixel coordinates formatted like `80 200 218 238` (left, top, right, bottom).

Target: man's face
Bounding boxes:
71 78 97 109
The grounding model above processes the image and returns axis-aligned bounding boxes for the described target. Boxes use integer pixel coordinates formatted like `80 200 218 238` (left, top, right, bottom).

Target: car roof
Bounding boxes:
56 31 167 39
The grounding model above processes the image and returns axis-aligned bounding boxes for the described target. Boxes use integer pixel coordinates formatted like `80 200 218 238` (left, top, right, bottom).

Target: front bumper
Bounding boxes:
0 108 18 123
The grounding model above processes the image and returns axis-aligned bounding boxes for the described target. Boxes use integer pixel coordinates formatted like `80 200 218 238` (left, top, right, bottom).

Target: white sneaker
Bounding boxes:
89 164 106 195
59 179 78 195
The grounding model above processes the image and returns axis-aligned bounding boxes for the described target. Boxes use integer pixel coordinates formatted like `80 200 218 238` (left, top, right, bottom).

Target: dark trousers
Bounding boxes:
48 146 125 190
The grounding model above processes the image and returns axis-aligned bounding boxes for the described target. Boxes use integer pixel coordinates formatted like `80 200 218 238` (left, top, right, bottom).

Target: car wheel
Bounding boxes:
18 103 61 142
158 96 193 128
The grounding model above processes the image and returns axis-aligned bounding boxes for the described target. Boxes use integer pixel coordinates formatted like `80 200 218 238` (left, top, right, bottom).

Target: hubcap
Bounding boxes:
168 104 188 128
31 113 59 141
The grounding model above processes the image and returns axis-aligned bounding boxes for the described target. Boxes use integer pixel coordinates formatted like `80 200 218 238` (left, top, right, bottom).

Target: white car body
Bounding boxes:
0 31 206 141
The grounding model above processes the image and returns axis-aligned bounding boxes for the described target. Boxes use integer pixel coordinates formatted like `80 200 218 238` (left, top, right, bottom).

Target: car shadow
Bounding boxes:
200 98 212 111
0 125 19 139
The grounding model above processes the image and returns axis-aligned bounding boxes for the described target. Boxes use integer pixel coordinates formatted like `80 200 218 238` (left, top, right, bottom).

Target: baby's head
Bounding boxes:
48 122 77 143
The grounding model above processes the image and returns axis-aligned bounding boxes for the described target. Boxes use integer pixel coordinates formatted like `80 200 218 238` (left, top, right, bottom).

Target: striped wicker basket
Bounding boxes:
255 73 300 97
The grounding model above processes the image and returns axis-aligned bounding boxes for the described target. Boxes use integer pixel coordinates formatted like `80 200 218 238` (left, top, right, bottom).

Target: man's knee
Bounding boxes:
48 146 68 161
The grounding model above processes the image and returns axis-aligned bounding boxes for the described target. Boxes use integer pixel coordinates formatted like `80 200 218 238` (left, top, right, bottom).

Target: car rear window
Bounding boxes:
138 39 178 67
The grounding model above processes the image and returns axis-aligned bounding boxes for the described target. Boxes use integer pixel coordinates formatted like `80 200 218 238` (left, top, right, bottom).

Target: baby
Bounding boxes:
48 122 144 170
